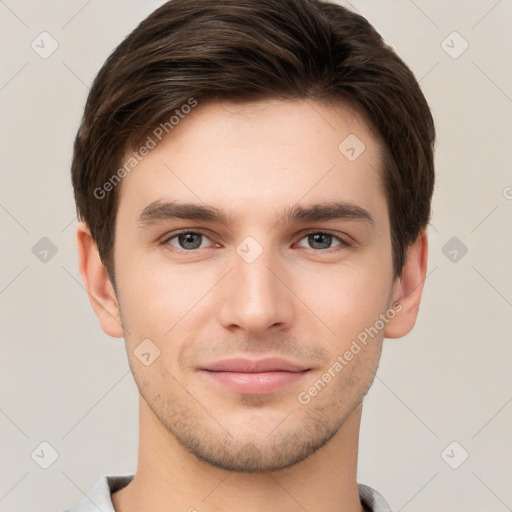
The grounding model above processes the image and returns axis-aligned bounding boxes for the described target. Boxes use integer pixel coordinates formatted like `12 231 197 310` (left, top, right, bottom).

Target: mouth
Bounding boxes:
199 357 311 395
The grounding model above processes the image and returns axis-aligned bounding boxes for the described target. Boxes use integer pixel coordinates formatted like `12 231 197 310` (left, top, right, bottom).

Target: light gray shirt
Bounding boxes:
62 474 394 512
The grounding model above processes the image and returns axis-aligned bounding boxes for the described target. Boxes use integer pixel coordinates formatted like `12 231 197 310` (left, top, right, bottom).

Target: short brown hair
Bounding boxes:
71 0 435 287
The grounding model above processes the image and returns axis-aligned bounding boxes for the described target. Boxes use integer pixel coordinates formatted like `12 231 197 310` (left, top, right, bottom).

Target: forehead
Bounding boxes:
116 98 387 227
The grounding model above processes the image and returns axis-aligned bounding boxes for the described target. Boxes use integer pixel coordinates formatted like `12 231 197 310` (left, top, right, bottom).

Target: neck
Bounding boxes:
112 396 366 512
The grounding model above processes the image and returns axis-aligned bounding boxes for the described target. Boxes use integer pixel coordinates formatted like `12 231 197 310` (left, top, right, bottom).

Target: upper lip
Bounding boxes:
201 357 309 373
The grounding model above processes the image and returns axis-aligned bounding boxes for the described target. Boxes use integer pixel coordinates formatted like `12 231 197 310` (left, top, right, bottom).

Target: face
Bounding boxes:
112 99 398 472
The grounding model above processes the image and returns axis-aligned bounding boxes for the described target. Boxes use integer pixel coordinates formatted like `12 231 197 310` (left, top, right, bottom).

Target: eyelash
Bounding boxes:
160 229 351 254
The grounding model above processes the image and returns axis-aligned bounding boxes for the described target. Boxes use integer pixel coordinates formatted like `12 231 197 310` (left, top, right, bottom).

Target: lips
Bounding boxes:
201 357 308 373
199 357 310 395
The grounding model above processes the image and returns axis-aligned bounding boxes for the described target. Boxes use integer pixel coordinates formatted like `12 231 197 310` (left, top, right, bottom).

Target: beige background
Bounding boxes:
1 1 511 511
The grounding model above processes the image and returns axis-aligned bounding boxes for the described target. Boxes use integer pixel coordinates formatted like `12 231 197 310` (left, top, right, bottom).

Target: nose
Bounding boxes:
217 240 295 336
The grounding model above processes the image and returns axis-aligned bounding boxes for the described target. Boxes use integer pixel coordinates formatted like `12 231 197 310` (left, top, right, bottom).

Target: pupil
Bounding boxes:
310 233 331 249
181 233 201 249
177 233 332 251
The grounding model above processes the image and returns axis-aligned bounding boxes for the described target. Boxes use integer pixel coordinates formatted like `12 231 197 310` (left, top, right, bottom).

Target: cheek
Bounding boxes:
294 259 392 340
114 222 393 345
115 252 212 339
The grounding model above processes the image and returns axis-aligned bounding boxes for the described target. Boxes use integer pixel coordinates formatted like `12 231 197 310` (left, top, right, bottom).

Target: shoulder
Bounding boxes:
61 474 134 512
358 482 394 512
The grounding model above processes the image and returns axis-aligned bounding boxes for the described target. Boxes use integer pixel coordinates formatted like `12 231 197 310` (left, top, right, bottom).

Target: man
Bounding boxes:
65 0 435 510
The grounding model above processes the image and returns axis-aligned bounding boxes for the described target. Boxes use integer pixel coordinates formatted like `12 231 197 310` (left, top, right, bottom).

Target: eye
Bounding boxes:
161 229 350 254
163 230 214 251
296 231 349 251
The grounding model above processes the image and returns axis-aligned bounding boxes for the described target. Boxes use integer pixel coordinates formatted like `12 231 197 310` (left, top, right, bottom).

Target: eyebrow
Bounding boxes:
137 199 374 228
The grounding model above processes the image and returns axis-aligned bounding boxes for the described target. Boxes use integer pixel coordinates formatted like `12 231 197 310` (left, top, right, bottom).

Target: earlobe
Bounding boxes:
384 230 429 339
76 222 124 338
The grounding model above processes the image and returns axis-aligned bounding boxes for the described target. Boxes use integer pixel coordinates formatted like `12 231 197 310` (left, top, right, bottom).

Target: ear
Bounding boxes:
76 222 124 338
384 230 428 339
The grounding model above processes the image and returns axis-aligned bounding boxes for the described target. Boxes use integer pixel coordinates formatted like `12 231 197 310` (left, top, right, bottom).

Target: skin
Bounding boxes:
77 98 428 512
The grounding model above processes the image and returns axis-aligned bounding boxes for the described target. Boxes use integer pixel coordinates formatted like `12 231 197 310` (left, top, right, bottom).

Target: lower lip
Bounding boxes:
201 370 310 394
